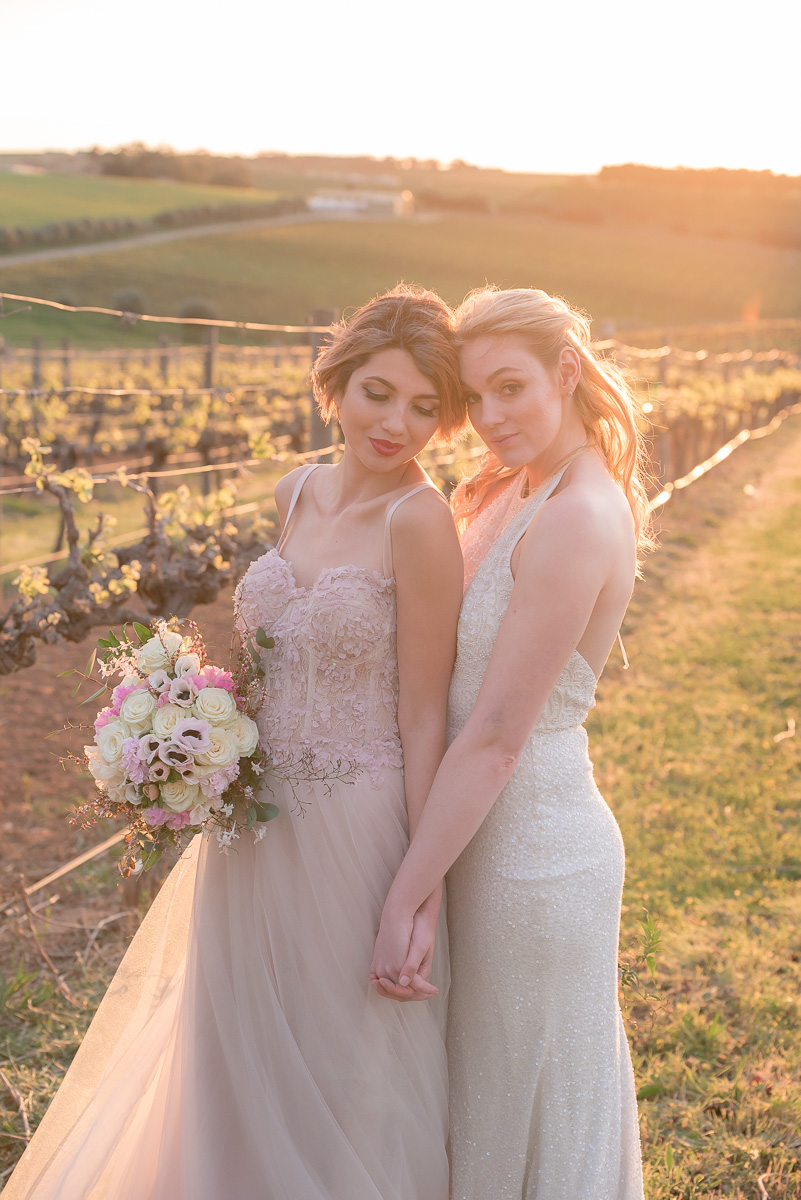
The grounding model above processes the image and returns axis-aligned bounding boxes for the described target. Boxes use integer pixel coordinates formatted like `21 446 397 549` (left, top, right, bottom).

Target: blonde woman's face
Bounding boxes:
460 334 571 469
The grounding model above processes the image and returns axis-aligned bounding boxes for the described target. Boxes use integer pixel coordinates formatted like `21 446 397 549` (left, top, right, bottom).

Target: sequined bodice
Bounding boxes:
234 549 402 785
448 472 597 743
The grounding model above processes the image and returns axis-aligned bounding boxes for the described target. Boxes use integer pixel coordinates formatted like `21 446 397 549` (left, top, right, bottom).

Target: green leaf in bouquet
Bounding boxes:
253 801 279 823
80 684 108 706
57 668 76 678
97 637 112 648
84 647 97 676
254 628 275 650
246 804 257 830
140 847 163 872
132 621 152 643
106 629 120 646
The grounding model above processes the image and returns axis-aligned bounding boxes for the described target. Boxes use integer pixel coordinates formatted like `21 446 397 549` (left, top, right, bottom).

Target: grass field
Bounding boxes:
0 174 279 230
1 415 800 1194
2 212 801 348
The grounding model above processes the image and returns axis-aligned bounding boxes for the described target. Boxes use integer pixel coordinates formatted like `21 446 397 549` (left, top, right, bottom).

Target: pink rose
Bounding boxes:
143 806 168 826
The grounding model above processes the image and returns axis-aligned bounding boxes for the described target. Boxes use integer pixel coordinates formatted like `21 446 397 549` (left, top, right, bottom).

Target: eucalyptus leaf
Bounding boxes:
255 628 275 649
141 848 163 872
253 802 279 823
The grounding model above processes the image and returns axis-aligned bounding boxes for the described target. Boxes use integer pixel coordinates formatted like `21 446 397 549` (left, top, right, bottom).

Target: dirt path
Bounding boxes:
0 211 350 268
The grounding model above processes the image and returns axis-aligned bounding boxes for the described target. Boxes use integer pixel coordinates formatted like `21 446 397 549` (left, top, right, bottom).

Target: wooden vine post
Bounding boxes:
308 308 337 454
204 326 219 388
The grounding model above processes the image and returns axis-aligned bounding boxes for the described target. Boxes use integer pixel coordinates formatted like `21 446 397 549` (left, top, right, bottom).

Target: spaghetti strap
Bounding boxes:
275 464 319 552
382 484 449 577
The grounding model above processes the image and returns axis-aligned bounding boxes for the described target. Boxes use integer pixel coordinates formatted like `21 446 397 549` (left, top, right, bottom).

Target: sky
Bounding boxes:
2 0 799 176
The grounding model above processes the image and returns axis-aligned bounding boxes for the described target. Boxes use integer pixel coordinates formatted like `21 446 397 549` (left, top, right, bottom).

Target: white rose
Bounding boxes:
193 687 237 729
96 719 128 765
135 630 183 674
123 782 143 805
119 688 157 734
85 745 125 789
174 653 201 677
159 777 200 813
195 727 239 769
153 704 187 739
228 713 260 758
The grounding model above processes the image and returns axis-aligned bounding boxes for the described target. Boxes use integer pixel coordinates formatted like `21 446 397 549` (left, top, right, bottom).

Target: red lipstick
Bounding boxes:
369 438 404 457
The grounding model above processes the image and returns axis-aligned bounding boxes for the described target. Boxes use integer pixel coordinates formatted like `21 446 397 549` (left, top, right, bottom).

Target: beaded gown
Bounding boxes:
446 467 644 1200
4 465 450 1200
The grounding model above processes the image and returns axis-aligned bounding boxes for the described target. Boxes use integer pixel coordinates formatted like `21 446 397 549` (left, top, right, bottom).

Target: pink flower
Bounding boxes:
198 761 239 799
121 737 147 784
94 706 119 731
165 810 193 831
171 717 212 755
202 665 234 691
156 691 173 709
181 672 208 692
112 679 142 709
143 806 168 826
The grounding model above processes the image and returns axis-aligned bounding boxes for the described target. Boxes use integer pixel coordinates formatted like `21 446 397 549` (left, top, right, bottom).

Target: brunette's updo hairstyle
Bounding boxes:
451 286 654 555
311 284 467 442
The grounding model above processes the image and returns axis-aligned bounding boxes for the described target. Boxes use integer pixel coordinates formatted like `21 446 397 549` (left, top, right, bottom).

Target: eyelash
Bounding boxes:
364 388 437 419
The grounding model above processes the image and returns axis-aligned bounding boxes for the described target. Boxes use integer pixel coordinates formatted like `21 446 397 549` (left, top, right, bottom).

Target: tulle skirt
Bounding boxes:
4 769 449 1200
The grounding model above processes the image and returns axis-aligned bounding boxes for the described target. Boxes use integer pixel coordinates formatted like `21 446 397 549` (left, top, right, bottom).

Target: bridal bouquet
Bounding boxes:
71 617 278 874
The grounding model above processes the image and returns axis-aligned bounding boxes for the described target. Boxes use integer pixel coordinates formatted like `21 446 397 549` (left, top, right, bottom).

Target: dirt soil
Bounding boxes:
0 589 237 912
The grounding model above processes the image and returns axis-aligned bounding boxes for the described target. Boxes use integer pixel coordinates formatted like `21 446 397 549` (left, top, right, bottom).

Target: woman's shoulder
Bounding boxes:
274 464 316 523
390 483 454 535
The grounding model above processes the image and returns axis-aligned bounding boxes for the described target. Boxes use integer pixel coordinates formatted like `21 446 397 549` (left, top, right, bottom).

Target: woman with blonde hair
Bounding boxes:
371 286 648 1198
5 286 466 1200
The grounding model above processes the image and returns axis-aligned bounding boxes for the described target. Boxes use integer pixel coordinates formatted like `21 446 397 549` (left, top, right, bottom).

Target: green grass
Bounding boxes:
2 213 801 348
596 415 801 1196
0 173 279 230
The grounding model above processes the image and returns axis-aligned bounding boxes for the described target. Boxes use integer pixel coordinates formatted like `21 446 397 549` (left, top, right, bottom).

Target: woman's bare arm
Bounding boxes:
370 490 462 1001
371 487 630 986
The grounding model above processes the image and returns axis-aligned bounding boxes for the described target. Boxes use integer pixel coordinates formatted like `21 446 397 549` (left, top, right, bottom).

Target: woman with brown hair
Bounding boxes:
372 286 649 1198
5 286 466 1200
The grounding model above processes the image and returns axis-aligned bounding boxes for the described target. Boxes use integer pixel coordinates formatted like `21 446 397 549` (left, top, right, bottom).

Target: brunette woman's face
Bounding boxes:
460 334 578 470
337 347 441 471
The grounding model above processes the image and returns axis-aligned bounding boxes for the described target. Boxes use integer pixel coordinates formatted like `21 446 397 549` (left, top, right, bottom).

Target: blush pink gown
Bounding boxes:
4 465 450 1200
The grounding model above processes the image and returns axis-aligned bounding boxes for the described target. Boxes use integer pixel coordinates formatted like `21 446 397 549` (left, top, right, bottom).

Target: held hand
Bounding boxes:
369 896 440 1002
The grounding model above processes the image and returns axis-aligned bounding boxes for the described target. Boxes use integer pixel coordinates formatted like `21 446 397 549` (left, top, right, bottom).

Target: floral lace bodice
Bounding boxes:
448 467 597 743
234 550 402 786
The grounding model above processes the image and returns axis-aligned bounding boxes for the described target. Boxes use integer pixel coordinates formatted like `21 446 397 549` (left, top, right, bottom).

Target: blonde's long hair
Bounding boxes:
451 287 653 556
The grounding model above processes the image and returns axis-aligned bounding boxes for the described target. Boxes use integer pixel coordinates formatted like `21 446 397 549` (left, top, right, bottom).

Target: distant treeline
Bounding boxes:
417 164 801 249
0 196 304 255
599 163 801 194
92 144 256 189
